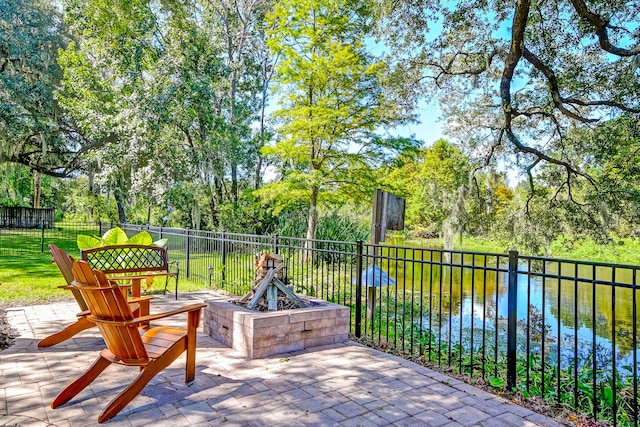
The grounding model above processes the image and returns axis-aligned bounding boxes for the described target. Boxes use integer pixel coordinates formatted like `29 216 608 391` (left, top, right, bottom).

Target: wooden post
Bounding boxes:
368 190 384 325
368 189 406 327
366 286 376 326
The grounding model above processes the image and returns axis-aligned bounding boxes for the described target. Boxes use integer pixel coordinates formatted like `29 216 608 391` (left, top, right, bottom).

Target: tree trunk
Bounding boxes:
443 220 454 263
203 181 218 228
33 170 41 208
88 166 95 221
114 191 127 223
231 163 238 202
214 174 224 226
254 156 264 190
304 186 319 261
255 64 270 190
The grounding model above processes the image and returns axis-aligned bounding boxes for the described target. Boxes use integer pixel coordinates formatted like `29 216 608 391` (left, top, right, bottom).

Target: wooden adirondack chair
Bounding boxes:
37 244 93 348
39 245 151 348
51 261 205 423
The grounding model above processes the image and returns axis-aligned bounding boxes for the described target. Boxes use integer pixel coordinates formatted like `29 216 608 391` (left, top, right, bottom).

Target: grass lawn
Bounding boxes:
0 253 211 307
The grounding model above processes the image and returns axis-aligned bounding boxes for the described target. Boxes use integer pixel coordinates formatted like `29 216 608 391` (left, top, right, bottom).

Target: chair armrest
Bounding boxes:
107 274 149 281
89 303 206 326
128 296 153 303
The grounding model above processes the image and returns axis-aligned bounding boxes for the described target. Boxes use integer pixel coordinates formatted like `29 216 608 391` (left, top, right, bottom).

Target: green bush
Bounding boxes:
273 209 369 242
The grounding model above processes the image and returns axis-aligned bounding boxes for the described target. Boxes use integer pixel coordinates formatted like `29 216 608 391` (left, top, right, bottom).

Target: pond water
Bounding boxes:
375 241 639 372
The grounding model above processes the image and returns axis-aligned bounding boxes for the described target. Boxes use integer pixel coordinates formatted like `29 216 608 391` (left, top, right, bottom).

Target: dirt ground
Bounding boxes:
0 309 19 350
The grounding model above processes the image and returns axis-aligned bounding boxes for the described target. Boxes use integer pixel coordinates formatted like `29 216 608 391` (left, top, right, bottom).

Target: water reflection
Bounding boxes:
374 245 639 366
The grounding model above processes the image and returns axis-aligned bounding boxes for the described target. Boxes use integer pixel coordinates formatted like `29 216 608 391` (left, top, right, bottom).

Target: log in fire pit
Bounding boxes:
203 253 349 358
234 253 308 311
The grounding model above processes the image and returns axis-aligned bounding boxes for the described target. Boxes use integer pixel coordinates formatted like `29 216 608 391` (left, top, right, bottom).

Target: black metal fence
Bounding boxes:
1 221 638 426
0 221 101 254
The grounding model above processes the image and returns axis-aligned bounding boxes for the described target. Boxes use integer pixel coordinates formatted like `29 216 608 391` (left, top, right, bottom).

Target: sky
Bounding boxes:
391 99 444 146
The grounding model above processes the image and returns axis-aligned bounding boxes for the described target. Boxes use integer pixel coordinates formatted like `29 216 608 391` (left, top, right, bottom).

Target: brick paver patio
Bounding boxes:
1 292 562 426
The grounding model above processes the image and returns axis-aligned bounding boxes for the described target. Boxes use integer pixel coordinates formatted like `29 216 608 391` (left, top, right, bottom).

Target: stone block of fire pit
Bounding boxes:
203 297 350 358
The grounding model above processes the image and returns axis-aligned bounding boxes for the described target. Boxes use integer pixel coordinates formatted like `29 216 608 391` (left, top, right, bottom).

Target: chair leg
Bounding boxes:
38 316 94 348
175 275 179 300
186 310 199 383
51 355 111 408
98 344 185 423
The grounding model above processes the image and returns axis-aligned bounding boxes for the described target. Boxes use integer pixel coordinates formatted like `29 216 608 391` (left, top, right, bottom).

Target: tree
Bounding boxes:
57 0 166 222
148 0 274 227
535 115 640 241
375 0 640 220
207 0 275 201
0 0 93 206
58 0 274 227
263 0 412 249
399 140 470 238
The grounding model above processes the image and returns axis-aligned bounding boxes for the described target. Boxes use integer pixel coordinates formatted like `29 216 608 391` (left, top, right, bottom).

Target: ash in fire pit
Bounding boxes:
235 253 308 311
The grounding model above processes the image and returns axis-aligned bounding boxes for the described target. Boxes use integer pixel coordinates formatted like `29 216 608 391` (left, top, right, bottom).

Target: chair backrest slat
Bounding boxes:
72 261 148 362
49 244 88 312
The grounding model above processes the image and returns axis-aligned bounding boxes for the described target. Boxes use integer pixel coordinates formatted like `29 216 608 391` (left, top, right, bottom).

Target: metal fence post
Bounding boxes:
221 231 227 283
185 229 191 279
41 220 45 253
355 240 364 338
273 234 279 255
507 249 519 389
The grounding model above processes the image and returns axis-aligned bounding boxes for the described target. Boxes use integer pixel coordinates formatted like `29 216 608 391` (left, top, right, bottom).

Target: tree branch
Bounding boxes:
522 47 598 123
524 158 540 216
423 47 500 77
523 47 640 118
500 0 529 126
569 0 640 57
501 0 595 188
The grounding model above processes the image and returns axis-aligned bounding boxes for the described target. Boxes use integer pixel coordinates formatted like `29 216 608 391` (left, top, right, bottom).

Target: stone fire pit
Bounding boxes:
203 296 350 358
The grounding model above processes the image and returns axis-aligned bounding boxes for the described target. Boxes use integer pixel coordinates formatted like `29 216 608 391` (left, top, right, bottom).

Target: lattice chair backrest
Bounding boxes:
82 245 168 274
71 261 149 363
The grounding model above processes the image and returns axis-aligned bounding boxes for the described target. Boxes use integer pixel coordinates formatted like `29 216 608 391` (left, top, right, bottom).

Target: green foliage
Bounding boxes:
216 192 279 235
3 0 640 262
55 0 273 229
0 165 35 207
77 226 166 250
382 139 513 247
270 207 369 243
399 139 472 234
0 0 83 177
316 213 370 243
262 0 413 240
